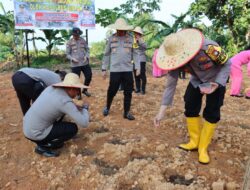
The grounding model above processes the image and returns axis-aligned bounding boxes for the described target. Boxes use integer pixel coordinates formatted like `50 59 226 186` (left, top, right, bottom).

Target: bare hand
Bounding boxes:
136 69 140 76
153 112 165 128
72 58 79 63
200 82 219 94
102 71 107 80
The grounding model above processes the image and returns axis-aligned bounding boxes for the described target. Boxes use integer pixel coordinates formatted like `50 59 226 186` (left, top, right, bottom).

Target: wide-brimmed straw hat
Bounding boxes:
156 28 204 71
107 18 134 31
133 26 143 35
53 73 89 89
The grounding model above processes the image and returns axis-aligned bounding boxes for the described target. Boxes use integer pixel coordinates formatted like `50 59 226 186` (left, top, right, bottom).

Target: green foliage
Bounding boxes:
0 45 13 62
31 54 68 69
0 33 13 62
60 30 71 41
189 0 250 51
0 11 14 34
90 41 106 61
0 9 19 64
33 30 66 57
119 0 161 17
96 0 161 27
140 12 202 50
96 8 121 27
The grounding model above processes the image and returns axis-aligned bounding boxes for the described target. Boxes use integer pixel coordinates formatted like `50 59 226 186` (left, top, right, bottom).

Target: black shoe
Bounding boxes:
83 91 91 97
246 96 250 99
42 141 64 149
230 94 244 98
76 94 82 100
141 91 145 95
35 146 59 157
123 112 135 120
135 89 140 93
103 107 109 116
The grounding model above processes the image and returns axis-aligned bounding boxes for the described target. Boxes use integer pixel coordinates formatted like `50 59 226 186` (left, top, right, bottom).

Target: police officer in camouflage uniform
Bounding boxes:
102 18 140 120
66 27 92 97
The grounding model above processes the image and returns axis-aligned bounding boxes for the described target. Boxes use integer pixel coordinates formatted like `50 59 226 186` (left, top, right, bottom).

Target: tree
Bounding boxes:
34 30 66 57
0 8 20 65
140 12 201 49
189 0 250 52
95 8 121 27
90 41 106 60
95 0 161 27
119 0 161 17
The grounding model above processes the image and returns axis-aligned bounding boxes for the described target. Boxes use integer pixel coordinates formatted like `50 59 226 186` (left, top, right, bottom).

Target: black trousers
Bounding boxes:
106 72 134 113
184 82 226 123
12 71 45 115
31 121 78 147
71 64 92 92
134 62 147 92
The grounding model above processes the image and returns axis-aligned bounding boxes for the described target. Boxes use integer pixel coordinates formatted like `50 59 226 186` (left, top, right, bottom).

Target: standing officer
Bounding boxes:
133 26 147 94
102 18 140 120
66 27 92 97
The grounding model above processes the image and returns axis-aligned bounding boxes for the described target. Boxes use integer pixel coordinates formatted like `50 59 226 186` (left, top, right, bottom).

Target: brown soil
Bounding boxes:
0 70 250 190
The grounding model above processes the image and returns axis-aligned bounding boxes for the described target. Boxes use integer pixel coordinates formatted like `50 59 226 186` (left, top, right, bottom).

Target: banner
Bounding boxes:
14 0 95 29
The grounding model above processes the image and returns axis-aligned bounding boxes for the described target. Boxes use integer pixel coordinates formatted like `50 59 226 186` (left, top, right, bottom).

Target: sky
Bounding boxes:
0 0 195 49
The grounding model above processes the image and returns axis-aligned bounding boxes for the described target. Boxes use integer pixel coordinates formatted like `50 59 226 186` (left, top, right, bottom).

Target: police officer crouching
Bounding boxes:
102 18 140 120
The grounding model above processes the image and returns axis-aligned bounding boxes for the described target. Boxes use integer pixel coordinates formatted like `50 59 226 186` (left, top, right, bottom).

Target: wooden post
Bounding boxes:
85 29 88 44
25 30 30 67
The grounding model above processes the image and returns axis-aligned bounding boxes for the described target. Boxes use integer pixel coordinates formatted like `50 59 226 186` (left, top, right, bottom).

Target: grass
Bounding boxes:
31 54 68 68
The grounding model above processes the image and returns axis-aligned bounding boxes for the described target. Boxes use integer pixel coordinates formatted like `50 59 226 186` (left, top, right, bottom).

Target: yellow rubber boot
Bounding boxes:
198 121 216 164
179 117 201 150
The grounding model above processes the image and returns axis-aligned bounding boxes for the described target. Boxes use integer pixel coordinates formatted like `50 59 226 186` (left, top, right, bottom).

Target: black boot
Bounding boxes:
35 146 59 157
103 107 109 116
42 140 64 149
135 89 140 93
123 112 135 120
82 89 91 97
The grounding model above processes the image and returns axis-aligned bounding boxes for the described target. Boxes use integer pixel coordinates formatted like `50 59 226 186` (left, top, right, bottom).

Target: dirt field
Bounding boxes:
0 70 250 190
